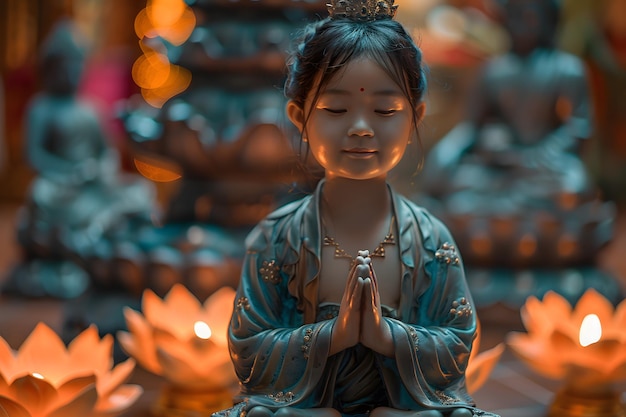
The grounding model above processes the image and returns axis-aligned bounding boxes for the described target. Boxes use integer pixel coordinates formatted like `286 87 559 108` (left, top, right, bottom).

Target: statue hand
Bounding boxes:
360 263 393 357
330 260 363 355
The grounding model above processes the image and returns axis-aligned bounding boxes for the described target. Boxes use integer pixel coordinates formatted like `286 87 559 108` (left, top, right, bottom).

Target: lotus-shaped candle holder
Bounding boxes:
118 284 238 417
0 323 142 417
507 289 626 417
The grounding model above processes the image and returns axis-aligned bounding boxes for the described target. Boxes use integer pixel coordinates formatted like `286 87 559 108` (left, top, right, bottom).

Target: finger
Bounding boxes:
351 277 364 308
369 262 379 293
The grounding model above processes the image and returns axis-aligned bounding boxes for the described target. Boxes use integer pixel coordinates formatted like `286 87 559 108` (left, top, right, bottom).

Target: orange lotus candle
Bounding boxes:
507 289 626 417
117 284 238 416
0 323 142 417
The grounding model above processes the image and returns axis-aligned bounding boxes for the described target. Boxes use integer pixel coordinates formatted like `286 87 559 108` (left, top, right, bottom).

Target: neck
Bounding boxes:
321 175 391 229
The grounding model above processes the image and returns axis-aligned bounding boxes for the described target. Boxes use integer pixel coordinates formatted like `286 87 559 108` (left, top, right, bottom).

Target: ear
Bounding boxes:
415 102 426 125
286 100 305 134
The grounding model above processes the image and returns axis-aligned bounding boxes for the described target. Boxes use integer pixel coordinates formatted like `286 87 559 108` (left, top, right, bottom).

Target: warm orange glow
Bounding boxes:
140 64 192 108
147 0 186 28
134 157 182 182
470 233 491 256
0 323 142 417
133 0 196 108
518 233 537 258
194 321 212 340
118 285 238 391
557 233 578 258
132 51 171 90
136 1 196 45
507 289 626 390
153 6 196 46
579 314 602 347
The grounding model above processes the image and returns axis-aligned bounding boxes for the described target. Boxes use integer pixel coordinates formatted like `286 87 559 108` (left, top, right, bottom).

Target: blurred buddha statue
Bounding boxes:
7 19 156 298
417 0 617 304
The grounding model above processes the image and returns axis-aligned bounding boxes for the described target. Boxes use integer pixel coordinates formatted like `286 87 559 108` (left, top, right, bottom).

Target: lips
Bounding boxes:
344 147 376 154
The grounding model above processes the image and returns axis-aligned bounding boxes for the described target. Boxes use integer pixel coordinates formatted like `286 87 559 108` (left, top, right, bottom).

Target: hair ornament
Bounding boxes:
327 0 398 21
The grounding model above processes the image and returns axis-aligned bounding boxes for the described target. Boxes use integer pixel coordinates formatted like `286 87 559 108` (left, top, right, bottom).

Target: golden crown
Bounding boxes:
327 0 398 21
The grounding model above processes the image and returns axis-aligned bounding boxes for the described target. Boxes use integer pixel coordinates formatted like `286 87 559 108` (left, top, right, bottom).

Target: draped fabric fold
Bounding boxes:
214 180 499 417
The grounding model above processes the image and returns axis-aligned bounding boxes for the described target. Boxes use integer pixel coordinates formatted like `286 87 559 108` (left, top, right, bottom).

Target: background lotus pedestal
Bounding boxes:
507 289 626 417
118 284 238 417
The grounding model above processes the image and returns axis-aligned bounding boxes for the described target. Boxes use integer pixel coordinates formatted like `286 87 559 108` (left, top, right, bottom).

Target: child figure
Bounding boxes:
214 1 498 416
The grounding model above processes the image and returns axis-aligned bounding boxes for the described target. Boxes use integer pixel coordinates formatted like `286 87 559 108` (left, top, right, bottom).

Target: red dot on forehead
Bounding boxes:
360 87 365 92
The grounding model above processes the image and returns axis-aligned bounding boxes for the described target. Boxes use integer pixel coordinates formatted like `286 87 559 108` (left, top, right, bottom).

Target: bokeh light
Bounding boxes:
133 0 196 108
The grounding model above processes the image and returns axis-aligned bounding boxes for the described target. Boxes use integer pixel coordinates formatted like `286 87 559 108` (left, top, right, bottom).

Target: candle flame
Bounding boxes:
194 321 212 340
579 314 602 347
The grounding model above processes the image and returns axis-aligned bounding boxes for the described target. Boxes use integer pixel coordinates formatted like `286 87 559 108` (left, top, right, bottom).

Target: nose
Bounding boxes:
347 115 374 137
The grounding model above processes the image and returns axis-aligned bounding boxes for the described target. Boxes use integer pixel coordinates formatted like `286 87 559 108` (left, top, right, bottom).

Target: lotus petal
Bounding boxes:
94 384 143 415
0 340 15 381
97 359 135 400
46 383 98 417
570 289 615 330
55 375 97 409
0 396 31 417
118 308 160 374
202 287 236 345
14 324 71 386
9 374 58 417
68 326 112 376
466 343 504 394
520 296 553 335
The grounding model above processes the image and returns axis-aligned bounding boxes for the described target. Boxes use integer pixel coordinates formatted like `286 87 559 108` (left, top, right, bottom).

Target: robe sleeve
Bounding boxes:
379 214 478 410
228 214 336 410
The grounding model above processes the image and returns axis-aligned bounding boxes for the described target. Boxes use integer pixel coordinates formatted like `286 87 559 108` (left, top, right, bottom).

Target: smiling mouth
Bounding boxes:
344 148 377 156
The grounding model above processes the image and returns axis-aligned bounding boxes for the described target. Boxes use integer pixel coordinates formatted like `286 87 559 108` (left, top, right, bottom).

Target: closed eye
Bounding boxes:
375 109 398 115
322 108 347 114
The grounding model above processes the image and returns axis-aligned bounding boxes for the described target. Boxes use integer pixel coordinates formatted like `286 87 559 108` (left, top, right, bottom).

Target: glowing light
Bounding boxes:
579 314 602 347
132 51 171 90
31 372 45 380
133 157 182 182
194 321 212 340
147 0 186 28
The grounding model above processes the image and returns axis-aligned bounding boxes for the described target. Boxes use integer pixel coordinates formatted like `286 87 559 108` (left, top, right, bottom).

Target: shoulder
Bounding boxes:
395 193 456 245
244 195 312 251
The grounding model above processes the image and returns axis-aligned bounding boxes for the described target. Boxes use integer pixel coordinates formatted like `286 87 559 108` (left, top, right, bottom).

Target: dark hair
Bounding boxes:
285 17 426 114
284 17 428 171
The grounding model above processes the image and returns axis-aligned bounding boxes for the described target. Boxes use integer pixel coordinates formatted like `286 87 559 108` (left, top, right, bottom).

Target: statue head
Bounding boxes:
496 0 560 55
38 19 87 96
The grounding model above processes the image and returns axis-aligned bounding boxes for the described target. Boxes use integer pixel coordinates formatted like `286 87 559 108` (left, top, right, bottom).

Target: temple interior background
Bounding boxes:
1 0 626 416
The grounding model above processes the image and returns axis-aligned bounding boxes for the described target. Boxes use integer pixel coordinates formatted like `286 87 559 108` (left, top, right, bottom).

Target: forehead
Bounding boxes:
322 57 403 95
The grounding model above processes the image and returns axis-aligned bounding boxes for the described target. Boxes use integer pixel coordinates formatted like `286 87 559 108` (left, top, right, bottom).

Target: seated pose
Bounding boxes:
213 1 498 416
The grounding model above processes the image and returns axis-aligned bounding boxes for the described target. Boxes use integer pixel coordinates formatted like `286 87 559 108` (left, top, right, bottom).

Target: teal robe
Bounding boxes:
214 181 499 417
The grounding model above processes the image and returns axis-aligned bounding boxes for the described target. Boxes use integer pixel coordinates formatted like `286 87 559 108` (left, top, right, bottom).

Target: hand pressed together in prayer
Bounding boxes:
330 251 394 357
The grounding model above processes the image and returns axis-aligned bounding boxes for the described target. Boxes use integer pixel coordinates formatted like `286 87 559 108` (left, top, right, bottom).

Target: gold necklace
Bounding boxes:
323 215 396 261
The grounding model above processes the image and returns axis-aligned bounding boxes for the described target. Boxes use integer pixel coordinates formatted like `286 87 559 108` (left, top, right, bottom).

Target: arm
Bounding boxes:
228 219 334 405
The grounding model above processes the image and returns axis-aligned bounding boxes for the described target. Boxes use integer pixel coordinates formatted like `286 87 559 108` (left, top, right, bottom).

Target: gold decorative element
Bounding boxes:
407 326 419 353
450 297 472 318
323 216 395 261
434 390 461 405
268 391 296 403
435 242 460 265
260 260 281 284
301 327 314 359
327 0 398 21
236 296 251 311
